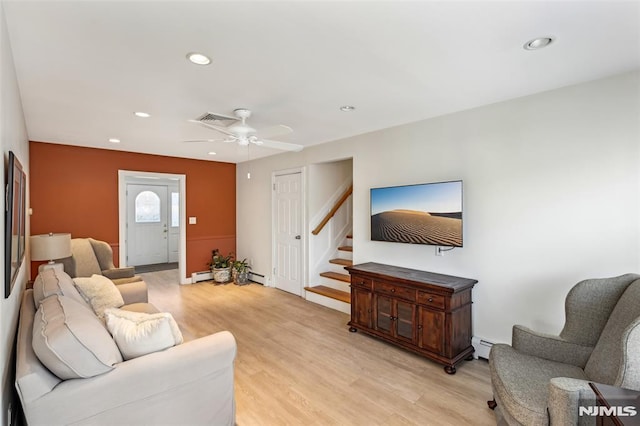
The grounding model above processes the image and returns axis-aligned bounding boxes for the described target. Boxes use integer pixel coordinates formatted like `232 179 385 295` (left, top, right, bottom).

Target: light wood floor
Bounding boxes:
140 270 496 426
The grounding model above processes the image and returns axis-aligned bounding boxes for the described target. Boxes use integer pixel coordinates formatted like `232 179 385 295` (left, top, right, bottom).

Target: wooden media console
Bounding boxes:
345 262 477 374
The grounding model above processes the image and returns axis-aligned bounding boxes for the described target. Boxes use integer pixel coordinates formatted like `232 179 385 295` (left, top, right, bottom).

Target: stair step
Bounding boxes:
305 285 351 304
338 245 353 252
329 258 353 267
320 271 351 283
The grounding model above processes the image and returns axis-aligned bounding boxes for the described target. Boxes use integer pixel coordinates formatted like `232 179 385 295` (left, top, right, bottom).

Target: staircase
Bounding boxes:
304 235 352 314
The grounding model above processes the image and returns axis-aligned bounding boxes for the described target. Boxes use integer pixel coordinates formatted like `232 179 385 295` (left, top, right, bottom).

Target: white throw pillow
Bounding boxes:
73 275 124 319
104 308 183 360
32 295 123 379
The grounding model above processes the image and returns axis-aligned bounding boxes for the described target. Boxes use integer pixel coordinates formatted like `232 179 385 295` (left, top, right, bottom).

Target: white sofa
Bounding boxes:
16 269 237 425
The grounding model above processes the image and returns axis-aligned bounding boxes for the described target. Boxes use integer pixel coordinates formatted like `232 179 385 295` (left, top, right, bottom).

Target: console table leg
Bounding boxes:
444 365 456 374
348 327 358 333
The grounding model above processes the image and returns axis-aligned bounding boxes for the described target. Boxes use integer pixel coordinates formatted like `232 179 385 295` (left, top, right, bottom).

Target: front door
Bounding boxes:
127 184 169 266
273 172 302 295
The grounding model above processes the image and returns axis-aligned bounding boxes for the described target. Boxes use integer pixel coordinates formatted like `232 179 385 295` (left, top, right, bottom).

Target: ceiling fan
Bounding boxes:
186 108 303 152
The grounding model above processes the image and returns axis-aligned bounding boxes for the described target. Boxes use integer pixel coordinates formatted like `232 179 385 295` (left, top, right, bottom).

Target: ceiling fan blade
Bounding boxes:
188 119 236 137
183 138 222 143
257 124 293 140
257 139 304 152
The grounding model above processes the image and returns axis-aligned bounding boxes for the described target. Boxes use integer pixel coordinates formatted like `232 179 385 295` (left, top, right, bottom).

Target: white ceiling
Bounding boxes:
4 1 639 164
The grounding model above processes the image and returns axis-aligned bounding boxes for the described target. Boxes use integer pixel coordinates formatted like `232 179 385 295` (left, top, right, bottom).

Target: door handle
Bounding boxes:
295 235 301 239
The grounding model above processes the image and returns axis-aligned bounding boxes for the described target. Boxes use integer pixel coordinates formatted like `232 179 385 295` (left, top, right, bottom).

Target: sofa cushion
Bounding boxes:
15 290 62 404
585 278 640 384
489 343 588 425
32 268 88 309
32 295 123 379
104 308 183 360
73 274 125 319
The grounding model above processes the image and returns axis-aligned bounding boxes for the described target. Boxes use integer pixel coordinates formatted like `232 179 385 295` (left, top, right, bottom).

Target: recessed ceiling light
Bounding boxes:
208 151 217 156
340 105 356 112
108 138 121 143
523 37 554 50
187 52 211 65
134 112 150 118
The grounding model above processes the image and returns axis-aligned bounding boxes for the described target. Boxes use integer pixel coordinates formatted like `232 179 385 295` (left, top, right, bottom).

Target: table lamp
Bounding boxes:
30 233 72 272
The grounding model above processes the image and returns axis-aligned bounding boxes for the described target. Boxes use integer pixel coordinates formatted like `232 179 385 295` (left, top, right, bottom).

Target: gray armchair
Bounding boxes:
488 273 640 425
59 238 142 285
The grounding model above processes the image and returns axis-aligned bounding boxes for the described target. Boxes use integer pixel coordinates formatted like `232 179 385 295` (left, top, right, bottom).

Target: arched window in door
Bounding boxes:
135 191 161 223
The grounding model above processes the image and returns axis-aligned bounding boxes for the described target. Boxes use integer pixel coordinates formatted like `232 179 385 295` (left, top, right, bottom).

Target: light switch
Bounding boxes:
189 217 197 225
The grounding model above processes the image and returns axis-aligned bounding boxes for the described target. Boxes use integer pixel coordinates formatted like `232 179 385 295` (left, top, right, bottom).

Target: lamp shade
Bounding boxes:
30 233 72 261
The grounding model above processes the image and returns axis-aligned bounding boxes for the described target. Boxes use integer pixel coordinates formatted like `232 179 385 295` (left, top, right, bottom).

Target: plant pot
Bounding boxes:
234 270 249 285
212 267 232 283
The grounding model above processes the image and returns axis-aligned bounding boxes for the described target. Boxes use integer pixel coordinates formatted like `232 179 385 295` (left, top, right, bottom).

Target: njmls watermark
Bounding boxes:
579 406 638 417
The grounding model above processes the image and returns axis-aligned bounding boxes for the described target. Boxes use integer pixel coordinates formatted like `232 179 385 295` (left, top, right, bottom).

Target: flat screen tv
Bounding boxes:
5 151 27 298
370 180 463 247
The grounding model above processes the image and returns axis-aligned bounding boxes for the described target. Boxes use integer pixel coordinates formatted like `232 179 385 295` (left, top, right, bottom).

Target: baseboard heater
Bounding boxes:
249 272 265 285
191 270 212 283
471 336 494 360
192 271 265 285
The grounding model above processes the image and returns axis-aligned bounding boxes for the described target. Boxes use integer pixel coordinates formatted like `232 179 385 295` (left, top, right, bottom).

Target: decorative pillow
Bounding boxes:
32 268 88 309
104 308 183 360
73 274 124 319
32 295 123 379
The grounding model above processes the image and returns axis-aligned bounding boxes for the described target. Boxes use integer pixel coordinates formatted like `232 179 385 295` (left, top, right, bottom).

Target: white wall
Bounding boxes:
237 71 640 345
0 2 29 424
308 159 352 214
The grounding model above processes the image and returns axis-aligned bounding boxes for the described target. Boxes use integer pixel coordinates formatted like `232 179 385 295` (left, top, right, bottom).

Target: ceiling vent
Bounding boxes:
195 112 238 127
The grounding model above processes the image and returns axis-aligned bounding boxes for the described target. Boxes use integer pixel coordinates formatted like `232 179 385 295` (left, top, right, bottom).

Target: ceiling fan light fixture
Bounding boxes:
523 37 554 50
189 108 302 152
187 52 211 65
340 105 356 112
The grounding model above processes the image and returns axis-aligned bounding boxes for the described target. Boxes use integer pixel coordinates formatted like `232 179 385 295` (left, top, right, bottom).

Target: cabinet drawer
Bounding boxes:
351 276 372 290
417 291 445 309
374 282 416 302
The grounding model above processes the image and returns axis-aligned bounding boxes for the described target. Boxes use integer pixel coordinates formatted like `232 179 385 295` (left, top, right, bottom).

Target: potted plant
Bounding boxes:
232 259 251 285
208 249 234 283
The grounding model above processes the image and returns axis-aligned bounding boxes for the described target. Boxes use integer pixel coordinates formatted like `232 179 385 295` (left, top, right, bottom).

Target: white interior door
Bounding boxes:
127 184 169 266
274 172 302 295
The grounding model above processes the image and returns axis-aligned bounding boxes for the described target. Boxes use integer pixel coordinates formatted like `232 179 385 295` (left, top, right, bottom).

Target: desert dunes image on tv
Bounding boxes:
371 210 462 246
370 181 462 247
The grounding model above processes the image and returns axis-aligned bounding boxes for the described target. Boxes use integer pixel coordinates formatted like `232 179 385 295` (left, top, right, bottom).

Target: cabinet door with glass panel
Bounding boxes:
374 294 416 344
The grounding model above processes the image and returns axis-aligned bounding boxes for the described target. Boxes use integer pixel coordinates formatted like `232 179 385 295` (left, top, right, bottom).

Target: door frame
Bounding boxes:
271 167 307 295
118 170 187 284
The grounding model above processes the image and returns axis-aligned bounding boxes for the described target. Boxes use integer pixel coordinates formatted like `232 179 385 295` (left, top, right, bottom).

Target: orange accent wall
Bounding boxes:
29 141 236 279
